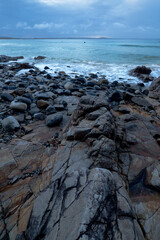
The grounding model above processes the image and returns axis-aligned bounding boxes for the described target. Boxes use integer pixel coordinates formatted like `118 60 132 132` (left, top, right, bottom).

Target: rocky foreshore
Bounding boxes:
0 55 160 240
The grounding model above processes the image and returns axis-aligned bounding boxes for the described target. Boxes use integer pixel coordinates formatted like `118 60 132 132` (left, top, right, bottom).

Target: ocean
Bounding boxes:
0 38 160 83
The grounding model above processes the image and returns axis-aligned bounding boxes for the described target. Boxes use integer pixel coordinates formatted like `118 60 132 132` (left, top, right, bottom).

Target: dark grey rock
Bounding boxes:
1 92 14 102
108 91 123 102
15 96 32 105
46 105 57 115
34 113 46 120
46 113 63 127
131 97 153 109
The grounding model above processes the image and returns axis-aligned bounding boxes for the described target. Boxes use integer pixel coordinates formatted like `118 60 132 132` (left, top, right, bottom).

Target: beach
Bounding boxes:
0 54 160 239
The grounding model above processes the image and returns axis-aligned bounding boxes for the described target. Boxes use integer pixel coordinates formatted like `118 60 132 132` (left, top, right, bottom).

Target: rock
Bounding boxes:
97 78 109 85
142 89 149 95
66 127 92 140
46 113 63 127
89 73 98 78
64 82 73 90
130 66 153 82
34 113 46 121
1 116 20 132
108 91 123 102
54 104 65 111
9 62 34 71
46 105 57 115
37 100 49 109
80 96 94 105
130 66 152 75
15 114 25 123
34 93 51 100
1 92 14 101
10 101 27 112
131 97 153 109
15 96 32 105
34 56 46 60
0 55 24 63
149 77 160 99
44 66 49 70
145 163 160 191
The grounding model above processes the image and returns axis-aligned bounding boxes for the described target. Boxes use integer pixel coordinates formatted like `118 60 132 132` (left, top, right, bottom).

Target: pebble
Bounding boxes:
10 101 27 111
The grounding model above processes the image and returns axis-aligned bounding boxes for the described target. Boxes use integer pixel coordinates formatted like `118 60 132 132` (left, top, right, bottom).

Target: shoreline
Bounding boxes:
0 55 160 239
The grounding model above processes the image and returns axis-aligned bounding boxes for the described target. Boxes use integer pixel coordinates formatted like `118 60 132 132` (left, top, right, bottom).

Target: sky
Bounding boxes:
0 0 160 38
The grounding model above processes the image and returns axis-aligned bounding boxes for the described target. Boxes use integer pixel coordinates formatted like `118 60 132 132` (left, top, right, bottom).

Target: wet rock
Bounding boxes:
149 77 160 99
130 66 152 75
10 101 27 112
1 116 20 132
29 103 40 115
86 107 107 120
34 56 46 60
46 113 63 127
0 55 24 63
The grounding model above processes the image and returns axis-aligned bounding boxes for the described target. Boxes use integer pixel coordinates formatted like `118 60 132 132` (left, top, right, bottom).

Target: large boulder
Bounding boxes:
130 66 153 82
130 66 152 75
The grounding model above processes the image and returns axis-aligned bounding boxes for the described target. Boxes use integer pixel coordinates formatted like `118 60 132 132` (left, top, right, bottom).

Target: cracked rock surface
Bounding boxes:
0 59 160 240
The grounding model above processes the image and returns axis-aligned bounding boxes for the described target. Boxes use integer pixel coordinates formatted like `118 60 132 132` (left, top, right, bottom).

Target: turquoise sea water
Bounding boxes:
0 38 160 82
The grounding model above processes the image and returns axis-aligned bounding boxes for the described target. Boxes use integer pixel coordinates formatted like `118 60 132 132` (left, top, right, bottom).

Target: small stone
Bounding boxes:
46 113 63 127
10 101 27 112
108 91 123 102
37 100 49 109
34 113 46 120
1 116 20 132
64 82 73 90
1 92 14 102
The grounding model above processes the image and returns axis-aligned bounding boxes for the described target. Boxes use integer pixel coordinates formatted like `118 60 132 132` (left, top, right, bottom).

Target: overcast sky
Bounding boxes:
0 0 160 38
